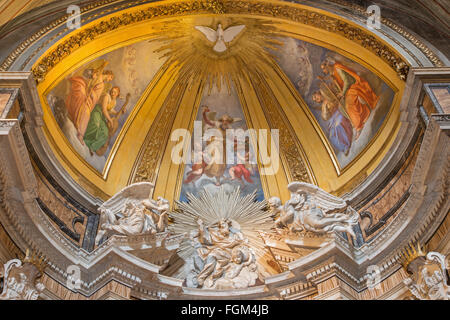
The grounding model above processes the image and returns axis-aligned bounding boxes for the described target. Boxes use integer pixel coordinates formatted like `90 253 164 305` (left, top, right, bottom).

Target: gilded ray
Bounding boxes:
150 17 284 93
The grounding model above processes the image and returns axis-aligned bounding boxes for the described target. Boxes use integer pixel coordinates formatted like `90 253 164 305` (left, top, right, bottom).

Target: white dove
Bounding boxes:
195 24 246 53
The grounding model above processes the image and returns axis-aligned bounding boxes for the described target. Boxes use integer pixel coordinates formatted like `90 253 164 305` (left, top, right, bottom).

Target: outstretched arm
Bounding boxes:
202 107 215 127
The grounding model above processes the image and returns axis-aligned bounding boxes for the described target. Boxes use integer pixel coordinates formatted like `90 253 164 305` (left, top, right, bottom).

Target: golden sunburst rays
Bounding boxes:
400 242 428 271
168 187 274 279
150 17 284 94
23 249 48 275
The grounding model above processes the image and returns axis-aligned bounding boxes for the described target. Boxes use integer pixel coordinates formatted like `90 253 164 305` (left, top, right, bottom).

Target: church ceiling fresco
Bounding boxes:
3 0 449 302
33 5 406 198
275 38 396 168
179 82 266 202
41 29 398 192
46 41 166 172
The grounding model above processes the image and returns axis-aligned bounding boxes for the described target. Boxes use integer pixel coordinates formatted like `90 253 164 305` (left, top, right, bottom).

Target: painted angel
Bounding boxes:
64 59 114 145
312 82 353 156
184 142 211 187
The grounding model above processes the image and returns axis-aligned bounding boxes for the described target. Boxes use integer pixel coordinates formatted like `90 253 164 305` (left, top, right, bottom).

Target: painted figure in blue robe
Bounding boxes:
312 90 353 156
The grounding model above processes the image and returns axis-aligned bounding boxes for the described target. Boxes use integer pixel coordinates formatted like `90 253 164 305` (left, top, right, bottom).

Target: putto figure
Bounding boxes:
269 182 359 238
186 218 258 290
95 182 170 246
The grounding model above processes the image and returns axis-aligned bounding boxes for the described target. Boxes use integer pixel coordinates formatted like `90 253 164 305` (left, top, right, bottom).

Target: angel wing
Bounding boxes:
99 182 155 214
223 25 245 43
287 182 348 213
195 26 218 43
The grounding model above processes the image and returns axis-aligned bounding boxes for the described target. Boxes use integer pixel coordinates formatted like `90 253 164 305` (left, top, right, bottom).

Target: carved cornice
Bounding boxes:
305 259 362 288
431 114 450 123
26 0 413 84
323 0 445 67
277 281 317 300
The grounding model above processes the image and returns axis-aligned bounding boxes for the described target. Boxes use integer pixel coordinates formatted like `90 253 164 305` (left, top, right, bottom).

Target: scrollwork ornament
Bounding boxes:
0 250 46 300
401 244 450 300
31 0 411 83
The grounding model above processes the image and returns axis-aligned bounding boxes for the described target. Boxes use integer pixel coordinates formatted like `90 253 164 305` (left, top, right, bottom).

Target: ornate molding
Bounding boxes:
401 246 450 300
251 73 311 183
278 281 317 300
0 78 448 299
305 259 362 289
0 120 37 199
357 117 449 281
131 77 186 184
0 0 126 72
35 173 86 245
27 0 413 84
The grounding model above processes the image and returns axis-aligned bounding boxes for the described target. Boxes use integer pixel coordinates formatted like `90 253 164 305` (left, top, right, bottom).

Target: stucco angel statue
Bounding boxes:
269 182 359 238
95 182 170 246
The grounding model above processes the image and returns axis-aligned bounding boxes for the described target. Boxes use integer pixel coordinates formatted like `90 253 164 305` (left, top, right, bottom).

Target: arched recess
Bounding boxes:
33 0 406 200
